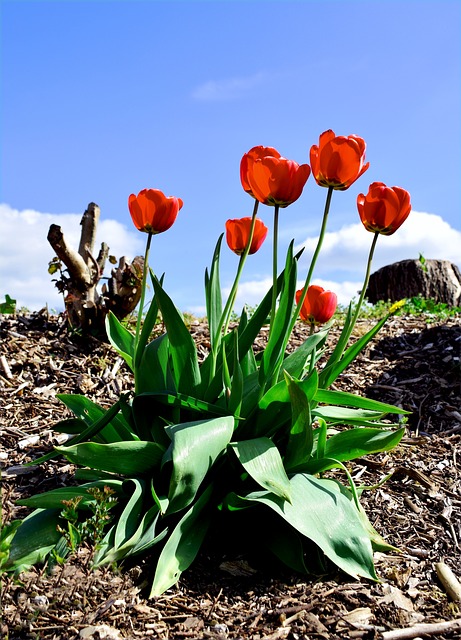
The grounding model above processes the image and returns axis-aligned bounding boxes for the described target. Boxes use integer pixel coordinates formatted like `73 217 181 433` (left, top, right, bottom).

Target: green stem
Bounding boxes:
270 204 280 335
221 199 259 335
288 186 334 337
343 230 380 347
135 231 153 352
209 200 259 383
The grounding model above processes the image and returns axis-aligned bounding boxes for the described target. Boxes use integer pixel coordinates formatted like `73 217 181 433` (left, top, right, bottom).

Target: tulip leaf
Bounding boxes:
57 394 137 443
134 270 164 371
150 484 213 597
17 480 124 510
229 437 292 502
205 234 224 352
283 371 316 473
152 276 201 395
314 389 410 414
258 242 297 390
55 441 165 476
105 311 135 370
5 508 63 572
135 332 175 395
320 314 388 388
230 473 377 581
164 416 234 514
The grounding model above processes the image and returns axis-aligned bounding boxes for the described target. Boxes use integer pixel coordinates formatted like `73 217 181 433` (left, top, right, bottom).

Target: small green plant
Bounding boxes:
0 294 16 315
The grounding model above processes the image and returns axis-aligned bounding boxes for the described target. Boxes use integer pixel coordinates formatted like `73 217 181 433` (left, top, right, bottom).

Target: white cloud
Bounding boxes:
191 72 269 102
294 211 461 275
222 211 461 312
0 204 144 311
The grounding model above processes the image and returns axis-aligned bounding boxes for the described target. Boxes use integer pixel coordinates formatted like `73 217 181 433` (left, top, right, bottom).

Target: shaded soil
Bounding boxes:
1 311 460 640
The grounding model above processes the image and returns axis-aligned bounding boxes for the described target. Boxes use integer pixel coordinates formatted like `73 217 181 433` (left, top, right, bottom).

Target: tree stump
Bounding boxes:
365 259 461 307
48 202 144 335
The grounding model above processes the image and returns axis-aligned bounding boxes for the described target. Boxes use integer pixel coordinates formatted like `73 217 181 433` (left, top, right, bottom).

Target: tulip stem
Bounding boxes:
221 200 259 336
135 231 153 351
270 204 280 334
342 230 379 349
288 186 333 337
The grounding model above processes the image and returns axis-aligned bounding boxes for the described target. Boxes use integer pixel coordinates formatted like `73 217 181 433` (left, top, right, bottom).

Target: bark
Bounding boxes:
48 203 143 336
365 259 461 307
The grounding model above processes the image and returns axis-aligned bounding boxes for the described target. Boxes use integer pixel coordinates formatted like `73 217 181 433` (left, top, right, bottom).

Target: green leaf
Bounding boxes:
134 270 164 371
58 394 137 443
150 484 213 596
113 479 145 548
152 276 201 395
105 311 135 370
312 405 396 427
205 234 224 352
324 426 405 462
0 294 16 314
319 315 388 388
232 473 377 581
164 416 234 514
227 329 243 418
314 389 410 415
5 509 63 572
17 480 124 510
280 330 328 380
284 371 316 473
55 441 165 476
258 242 297 389
135 333 175 395
229 437 292 502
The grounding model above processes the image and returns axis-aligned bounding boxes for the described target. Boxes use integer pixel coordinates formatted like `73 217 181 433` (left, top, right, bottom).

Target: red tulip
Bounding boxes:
128 189 183 234
310 130 369 190
296 285 337 325
225 217 268 255
357 182 411 235
240 146 310 207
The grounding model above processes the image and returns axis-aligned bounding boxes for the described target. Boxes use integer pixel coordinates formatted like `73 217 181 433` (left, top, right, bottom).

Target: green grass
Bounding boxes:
335 295 461 323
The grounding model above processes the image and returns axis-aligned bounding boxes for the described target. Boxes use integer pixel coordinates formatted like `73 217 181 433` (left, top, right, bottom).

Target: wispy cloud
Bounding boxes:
0 204 144 311
191 72 269 102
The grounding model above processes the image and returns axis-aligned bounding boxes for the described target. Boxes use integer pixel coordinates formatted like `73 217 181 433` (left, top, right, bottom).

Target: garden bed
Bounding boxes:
1 310 460 639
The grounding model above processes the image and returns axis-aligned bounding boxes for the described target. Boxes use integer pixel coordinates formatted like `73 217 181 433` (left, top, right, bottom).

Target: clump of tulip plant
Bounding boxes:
7 130 412 597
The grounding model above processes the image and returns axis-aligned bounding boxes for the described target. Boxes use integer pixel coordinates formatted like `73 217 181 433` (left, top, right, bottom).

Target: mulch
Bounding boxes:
1 310 460 640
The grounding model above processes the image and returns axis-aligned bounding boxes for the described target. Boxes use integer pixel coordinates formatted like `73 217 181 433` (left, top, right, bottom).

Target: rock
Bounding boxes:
366 259 461 307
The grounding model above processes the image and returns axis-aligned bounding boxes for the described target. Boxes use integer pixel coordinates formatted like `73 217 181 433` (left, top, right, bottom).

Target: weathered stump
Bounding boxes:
48 202 144 335
365 259 461 307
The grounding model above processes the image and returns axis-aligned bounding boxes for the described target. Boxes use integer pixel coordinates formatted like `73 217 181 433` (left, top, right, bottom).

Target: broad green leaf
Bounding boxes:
152 276 201 395
205 234 224 352
280 330 328 380
134 270 164 371
55 441 165 476
105 311 135 370
164 416 234 514
228 329 243 419
135 333 174 395
313 405 389 423
319 315 388 388
17 480 124 510
324 426 405 462
27 398 132 466
150 484 213 596
5 509 63 572
114 479 145 548
314 389 410 415
229 437 292 502
258 242 297 390
58 394 137 443
284 372 316 473
232 473 377 581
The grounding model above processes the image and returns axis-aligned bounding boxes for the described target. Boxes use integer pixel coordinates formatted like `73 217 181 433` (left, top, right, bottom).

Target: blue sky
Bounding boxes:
1 0 460 313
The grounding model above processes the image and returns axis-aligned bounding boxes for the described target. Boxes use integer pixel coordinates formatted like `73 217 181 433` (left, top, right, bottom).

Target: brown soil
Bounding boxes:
1 311 460 640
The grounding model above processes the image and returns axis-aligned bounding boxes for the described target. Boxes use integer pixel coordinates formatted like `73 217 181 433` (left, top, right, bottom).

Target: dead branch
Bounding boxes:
381 618 461 639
